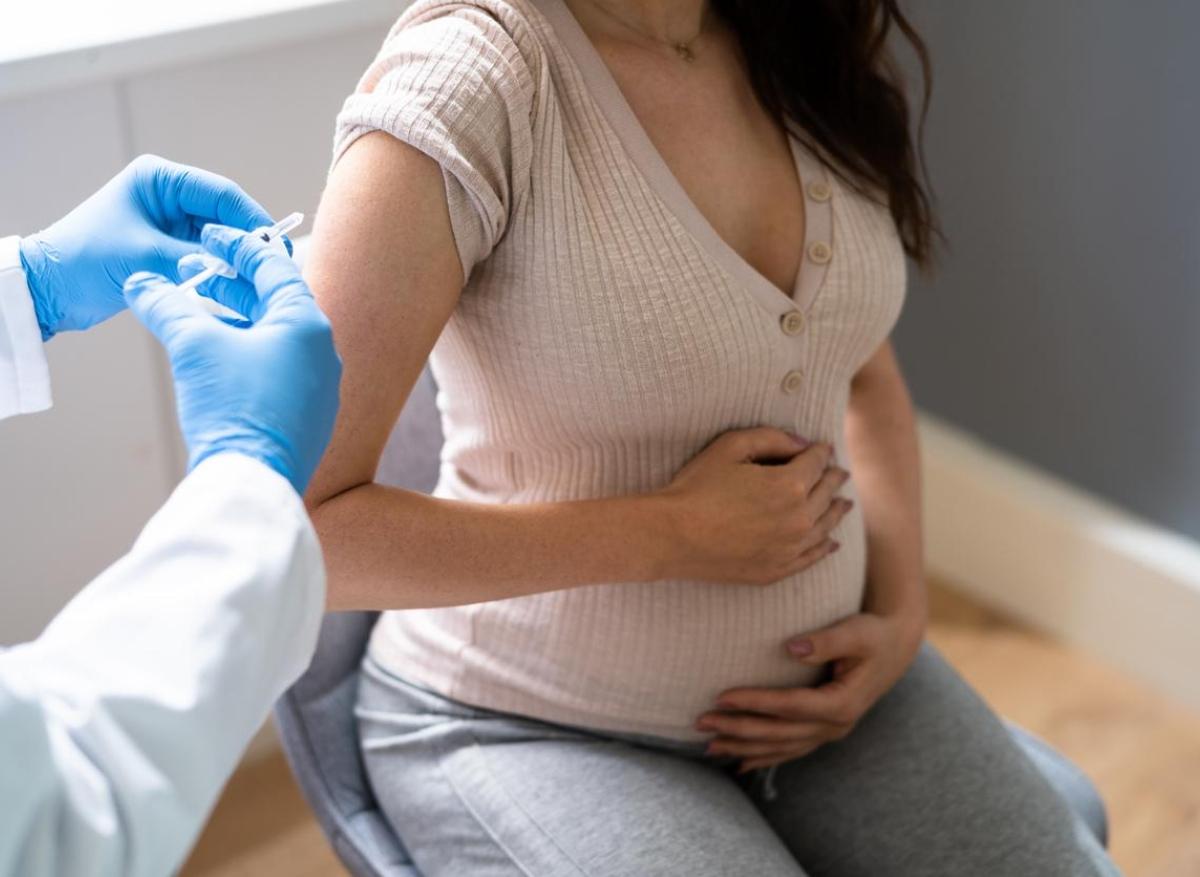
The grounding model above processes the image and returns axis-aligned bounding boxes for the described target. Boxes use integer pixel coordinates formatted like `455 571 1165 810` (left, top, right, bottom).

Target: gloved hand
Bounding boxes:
122 224 341 494
19 154 273 340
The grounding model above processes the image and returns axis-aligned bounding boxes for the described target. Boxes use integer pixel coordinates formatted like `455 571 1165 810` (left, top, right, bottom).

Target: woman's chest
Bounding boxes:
448 160 907 432
598 40 808 298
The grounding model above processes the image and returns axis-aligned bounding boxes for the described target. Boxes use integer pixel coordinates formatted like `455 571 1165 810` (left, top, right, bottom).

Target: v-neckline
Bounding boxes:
531 0 834 318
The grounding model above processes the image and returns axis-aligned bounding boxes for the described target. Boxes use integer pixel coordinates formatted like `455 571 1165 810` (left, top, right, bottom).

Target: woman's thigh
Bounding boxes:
356 660 806 877
743 643 1120 877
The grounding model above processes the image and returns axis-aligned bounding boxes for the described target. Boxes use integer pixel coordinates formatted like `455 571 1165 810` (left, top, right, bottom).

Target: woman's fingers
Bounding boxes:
772 442 835 492
776 465 851 563
704 616 903 773
784 613 880 667
813 495 853 537
804 464 850 511
709 427 808 464
696 711 823 742
716 681 860 726
707 734 823 758
784 538 839 576
790 495 854 555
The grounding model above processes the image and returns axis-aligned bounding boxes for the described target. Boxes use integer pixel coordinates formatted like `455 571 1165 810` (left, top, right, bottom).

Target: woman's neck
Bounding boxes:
567 0 711 47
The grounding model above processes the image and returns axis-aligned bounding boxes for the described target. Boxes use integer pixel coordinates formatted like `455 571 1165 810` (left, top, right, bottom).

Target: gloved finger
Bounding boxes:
216 314 253 329
151 158 273 233
191 275 258 321
257 277 330 330
201 224 311 313
136 234 199 284
122 271 207 344
178 253 258 318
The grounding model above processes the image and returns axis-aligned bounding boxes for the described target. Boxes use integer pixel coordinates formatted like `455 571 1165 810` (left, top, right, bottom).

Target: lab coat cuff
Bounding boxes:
178 449 327 655
0 236 52 420
190 450 310 515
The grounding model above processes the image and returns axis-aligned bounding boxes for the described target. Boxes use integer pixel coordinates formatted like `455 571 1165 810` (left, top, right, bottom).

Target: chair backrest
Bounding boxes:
273 367 443 877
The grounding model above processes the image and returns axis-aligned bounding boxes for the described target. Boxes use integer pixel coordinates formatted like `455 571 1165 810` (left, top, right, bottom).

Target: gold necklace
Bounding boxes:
581 0 705 62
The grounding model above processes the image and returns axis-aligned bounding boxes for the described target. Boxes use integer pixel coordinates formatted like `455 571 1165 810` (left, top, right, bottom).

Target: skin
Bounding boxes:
306 0 924 772
304 132 849 607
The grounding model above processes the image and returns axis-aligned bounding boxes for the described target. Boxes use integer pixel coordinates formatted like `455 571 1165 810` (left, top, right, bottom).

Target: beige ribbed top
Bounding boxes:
335 0 908 740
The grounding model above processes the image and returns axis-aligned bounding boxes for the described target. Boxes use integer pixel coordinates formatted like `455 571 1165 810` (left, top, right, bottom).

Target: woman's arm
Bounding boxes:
304 132 844 611
304 132 675 610
844 339 927 632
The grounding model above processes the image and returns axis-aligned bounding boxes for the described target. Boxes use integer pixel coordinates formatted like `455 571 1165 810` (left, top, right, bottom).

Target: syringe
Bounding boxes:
177 211 305 317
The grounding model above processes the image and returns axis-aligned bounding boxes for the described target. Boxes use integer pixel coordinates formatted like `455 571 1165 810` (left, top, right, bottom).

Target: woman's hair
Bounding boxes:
713 0 941 270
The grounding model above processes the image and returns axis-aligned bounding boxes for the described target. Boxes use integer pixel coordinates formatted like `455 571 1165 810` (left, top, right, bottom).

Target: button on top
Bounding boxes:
780 310 805 336
781 370 805 394
807 180 832 202
808 241 832 264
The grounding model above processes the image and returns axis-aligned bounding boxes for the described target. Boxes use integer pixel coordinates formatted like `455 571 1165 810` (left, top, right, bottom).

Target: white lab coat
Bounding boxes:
0 236 327 876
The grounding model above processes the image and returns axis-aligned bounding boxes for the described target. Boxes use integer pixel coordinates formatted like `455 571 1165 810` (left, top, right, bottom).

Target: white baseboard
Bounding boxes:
919 413 1200 714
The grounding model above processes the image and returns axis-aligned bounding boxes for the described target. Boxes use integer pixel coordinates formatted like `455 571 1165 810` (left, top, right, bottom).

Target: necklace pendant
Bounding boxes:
673 42 695 62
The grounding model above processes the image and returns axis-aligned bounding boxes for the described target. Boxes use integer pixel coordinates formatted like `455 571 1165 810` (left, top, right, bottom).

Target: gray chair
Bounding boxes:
274 368 1108 877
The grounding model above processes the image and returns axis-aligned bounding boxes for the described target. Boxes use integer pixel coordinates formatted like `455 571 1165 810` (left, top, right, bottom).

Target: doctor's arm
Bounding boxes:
0 155 272 421
0 455 322 877
0 229 341 877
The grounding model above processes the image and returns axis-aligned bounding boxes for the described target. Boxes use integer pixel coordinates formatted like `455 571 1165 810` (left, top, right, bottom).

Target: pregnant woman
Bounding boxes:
304 0 1118 874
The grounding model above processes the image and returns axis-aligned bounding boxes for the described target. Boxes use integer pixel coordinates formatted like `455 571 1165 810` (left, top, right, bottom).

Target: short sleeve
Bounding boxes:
333 5 537 282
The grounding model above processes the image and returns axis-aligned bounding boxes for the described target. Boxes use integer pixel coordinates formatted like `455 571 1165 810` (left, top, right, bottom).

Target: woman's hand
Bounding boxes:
656 428 852 586
694 609 924 771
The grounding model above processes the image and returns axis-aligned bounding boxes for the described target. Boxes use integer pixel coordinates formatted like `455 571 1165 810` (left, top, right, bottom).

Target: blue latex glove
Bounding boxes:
19 154 273 340
122 224 341 494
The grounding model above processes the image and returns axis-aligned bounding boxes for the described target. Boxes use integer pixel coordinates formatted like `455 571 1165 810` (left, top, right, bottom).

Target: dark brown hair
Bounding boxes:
713 0 941 270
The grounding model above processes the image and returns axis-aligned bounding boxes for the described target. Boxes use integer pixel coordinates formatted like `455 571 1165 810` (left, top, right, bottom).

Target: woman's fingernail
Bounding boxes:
788 432 810 449
695 718 714 731
787 639 814 657
714 699 735 710
705 742 721 756
831 541 842 552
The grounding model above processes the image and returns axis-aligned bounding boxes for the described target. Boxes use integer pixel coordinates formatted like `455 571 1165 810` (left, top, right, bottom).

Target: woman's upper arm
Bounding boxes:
303 130 464 507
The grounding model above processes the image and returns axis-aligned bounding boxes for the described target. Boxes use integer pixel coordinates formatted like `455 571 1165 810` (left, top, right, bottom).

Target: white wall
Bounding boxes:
0 23 389 644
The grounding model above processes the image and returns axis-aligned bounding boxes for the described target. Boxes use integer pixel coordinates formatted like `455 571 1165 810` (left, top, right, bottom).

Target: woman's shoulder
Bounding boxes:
382 0 555 81
395 0 546 29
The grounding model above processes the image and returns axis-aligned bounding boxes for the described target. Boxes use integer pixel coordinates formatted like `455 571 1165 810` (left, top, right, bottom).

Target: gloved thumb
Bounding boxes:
177 252 258 320
123 271 206 344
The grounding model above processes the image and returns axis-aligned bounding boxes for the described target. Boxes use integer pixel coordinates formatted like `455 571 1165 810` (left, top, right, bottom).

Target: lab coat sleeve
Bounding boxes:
0 235 52 419
0 452 326 877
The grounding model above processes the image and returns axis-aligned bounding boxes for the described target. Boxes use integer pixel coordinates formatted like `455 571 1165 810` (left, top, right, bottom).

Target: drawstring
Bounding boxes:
758 764 780 801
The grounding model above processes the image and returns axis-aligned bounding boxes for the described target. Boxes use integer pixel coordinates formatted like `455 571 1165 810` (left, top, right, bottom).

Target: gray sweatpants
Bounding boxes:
356 643 1120 876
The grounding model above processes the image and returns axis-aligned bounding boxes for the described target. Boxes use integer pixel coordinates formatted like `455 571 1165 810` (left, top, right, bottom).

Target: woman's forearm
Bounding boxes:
313 485 676 611
844 342 927 632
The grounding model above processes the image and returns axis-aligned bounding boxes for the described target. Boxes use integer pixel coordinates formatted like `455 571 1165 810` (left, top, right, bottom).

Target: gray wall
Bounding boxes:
895 1 1200 539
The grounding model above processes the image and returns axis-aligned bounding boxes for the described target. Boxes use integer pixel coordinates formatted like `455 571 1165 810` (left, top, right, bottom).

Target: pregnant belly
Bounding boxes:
372 508 867 741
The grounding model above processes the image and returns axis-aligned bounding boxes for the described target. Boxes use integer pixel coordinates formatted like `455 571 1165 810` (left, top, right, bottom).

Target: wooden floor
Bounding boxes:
182 581 1200 877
